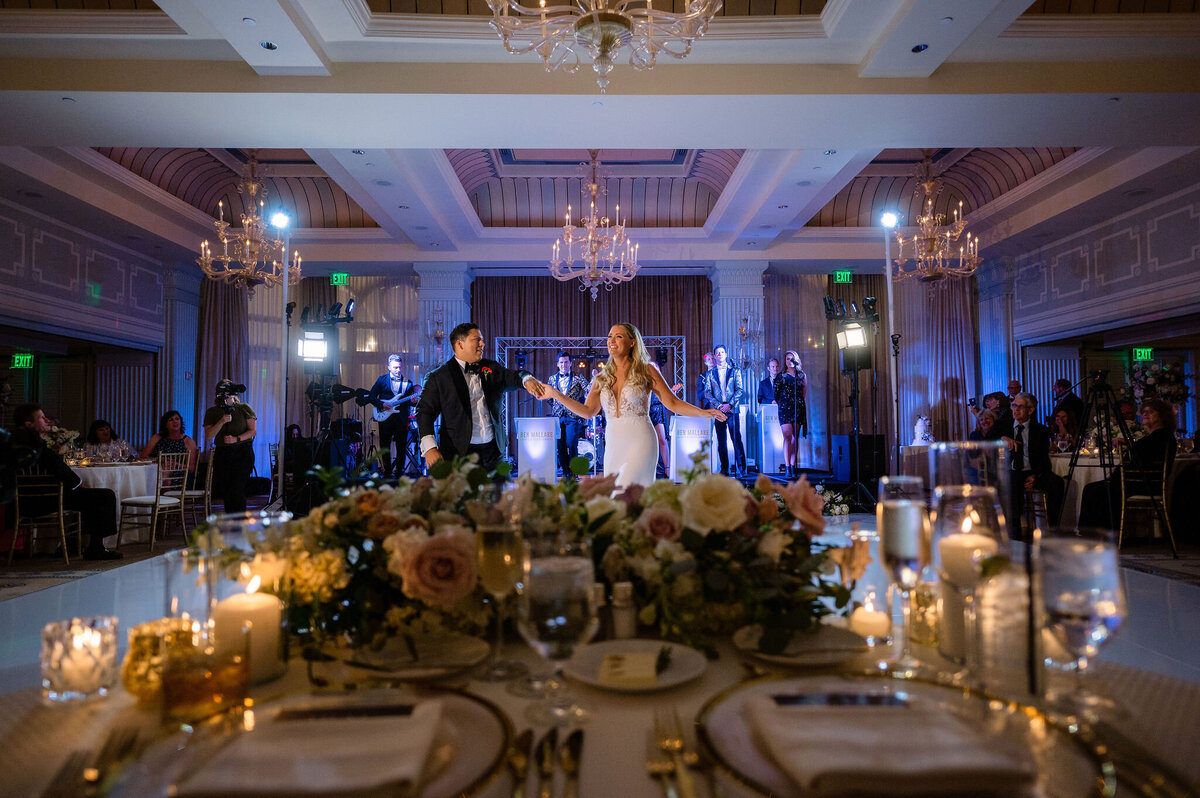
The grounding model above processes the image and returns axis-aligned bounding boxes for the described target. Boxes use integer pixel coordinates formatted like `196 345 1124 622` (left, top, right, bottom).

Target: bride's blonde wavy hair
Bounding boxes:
594 323 653 394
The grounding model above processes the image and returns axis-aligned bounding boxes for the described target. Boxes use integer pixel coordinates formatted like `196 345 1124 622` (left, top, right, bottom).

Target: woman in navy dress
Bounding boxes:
773 350 808 477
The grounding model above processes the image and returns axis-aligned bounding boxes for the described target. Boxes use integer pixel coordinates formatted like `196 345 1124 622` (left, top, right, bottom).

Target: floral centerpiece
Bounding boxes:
40 425 79 455
813 484 851 516
205 453 856 661
1128 361 1191 404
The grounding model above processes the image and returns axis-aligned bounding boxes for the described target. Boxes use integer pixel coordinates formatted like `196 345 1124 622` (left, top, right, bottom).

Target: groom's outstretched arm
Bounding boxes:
416 375 443 464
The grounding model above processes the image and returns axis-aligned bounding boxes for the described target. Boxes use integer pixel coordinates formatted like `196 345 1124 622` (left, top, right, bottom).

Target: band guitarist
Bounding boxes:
368 353 420 478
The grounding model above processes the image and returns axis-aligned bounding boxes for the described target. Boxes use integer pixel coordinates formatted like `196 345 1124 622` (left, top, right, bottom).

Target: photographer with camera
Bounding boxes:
202 379 257 514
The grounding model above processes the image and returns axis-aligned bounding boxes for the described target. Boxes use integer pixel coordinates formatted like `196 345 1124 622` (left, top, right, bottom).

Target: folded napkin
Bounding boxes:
743 693 1034 797
176 700 443 798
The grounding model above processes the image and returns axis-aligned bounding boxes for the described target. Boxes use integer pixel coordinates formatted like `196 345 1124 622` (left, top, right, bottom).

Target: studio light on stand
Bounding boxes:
827 295 881 511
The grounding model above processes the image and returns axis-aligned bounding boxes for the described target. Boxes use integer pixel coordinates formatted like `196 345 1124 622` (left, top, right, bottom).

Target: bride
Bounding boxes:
541 324 725 487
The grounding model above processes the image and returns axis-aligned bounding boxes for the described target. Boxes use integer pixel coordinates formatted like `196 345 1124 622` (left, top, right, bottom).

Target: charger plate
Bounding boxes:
108 686 511 798
696 671 1194 798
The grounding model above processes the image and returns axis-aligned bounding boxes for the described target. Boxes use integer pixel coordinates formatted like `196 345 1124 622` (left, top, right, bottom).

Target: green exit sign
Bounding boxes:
833 270 853 284
1133 347 1154 362
11 353 33 369
330 273 349 286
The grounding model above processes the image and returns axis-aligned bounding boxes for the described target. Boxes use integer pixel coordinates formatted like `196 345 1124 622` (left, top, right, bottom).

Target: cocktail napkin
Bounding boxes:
743 693 1034 797
176 700 443 798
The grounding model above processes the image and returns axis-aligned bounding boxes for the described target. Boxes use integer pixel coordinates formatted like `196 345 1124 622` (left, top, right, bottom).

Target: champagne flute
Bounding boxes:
876 475 928 670
516 536 598 726
930 484 1008 684
475 523 528 681
1040 525 1126 719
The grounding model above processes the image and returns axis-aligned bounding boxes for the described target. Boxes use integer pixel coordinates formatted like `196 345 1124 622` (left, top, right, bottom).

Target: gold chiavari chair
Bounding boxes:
117 452 189 552
8 474 83 566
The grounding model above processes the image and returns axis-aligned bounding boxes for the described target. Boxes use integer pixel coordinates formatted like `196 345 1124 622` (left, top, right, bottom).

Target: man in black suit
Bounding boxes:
758 357 778 405
1003 392 1063 541
1049 378 1086 428
705 345 747 476
368 353 420 477
11 403 121 560
546 353 589 478
417 323 543 472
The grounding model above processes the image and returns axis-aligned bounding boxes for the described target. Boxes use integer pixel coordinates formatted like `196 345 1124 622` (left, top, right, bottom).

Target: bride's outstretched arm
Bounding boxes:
650 367 726 422
544 380 602 419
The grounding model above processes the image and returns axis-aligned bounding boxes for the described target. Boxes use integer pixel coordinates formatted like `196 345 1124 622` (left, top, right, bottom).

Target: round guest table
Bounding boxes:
69 461 157 545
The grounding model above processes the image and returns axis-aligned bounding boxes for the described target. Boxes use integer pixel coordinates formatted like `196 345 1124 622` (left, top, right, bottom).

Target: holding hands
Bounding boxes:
707 407 727 422
524 378 549 399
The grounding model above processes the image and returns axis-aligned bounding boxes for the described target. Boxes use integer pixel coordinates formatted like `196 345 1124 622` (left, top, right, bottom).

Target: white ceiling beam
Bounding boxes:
858 0 1013 78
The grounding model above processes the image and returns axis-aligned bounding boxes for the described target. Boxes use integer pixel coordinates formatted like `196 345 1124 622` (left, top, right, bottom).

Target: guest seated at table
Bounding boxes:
1002 392 1063 540
140 410 198 485
12 403 122 560
969 392 1011 439
1079 398 1177 532
83 419 131 461
968 409 999 442
1050 409 1077 453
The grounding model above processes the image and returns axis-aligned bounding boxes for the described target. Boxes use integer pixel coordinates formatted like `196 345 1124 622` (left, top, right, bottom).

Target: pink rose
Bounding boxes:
578 473 620 501
635 506 682 543
399 531 477 608
779 476 826 534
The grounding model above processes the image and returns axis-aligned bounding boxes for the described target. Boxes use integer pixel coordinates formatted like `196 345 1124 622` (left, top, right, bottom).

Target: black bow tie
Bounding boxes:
464 362 482 375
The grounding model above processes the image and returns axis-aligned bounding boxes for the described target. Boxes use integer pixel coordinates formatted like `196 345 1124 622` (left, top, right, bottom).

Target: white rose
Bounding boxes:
757 528 792 563
653 538 689 563
641 480 682 511
838 504 849 515
680 473 751 534
585 496 626 535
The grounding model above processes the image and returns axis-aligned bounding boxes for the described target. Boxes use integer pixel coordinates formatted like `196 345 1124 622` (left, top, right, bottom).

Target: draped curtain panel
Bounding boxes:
472 275 713 451
762 272 832 471
287 278 338 438
195 279 249 448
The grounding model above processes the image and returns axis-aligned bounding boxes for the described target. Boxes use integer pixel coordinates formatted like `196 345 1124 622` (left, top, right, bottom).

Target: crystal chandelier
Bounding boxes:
197 153 301 297
549 150 639 300
892 152 980 282
486 0 723 93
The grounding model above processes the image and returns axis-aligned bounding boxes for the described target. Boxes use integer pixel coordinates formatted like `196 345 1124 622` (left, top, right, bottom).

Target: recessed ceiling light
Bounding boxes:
777 204 788 209
430 242 439 248
759 224 773 230
593 101 604 110
823 149 837 156
18 189 43 199
126 234 143 241
374 180 392 187
1108 97 1121 103
940 16 953 24
398 205 410 210
61 97 76 103
242 17 256 26
351 149 365 155
796 180 812 187
414 225 428 231
364 162 374 167
260 41 278 51
911 43 929 53
1122 188 1151 198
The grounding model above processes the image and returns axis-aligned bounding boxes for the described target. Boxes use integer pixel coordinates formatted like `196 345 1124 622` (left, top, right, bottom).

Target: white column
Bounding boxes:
415 262 473 375
709 261 768 468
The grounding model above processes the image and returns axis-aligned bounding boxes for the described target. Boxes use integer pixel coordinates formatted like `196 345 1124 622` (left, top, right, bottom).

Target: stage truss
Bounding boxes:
494 335 687 451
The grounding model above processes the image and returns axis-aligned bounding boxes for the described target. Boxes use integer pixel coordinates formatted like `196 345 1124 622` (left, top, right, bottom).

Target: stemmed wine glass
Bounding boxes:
876 475 928 671
516 535 598 726
930 484 1008 684
1040 525 1126 719
475 522 529 681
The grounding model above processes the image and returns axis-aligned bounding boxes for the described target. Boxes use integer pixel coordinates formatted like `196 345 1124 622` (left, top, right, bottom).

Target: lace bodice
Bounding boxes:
600 380 651 419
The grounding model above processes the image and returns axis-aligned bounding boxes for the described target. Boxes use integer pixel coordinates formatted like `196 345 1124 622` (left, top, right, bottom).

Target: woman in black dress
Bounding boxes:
773 350 808 477
140 410 199 486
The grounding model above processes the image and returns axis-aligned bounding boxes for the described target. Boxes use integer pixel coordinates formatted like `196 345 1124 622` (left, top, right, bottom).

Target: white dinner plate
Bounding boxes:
563 639 707 693
732 623 868 669
108 687 511 798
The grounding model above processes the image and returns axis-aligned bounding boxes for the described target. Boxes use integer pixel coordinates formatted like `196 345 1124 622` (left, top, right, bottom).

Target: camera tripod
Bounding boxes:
1057 371 1178 557
842 366 877 512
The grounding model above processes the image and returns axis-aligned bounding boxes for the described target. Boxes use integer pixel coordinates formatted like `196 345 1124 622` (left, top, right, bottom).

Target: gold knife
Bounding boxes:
507 729 534 798
534 727 558 798
560 729 583 798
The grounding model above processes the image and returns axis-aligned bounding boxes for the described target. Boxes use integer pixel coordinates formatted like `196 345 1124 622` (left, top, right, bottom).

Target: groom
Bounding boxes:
417 322 544 471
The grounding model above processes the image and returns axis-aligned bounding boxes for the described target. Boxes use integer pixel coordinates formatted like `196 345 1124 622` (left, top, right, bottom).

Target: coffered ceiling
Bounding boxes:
1 0 1198 276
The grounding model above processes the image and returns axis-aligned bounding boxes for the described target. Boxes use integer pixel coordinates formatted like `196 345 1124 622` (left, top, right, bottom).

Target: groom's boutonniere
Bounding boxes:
480 366 493 378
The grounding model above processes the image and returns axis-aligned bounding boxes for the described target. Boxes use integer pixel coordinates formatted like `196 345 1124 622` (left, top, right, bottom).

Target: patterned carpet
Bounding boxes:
0 540 187 602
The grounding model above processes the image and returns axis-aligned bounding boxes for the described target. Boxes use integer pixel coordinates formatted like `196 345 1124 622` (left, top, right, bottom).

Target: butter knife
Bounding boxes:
507 729 534 798
534 727 558 798
560 729 583 798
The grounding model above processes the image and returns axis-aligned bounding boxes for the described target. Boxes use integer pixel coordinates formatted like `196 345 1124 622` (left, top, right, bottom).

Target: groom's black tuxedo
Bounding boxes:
416 357 532 466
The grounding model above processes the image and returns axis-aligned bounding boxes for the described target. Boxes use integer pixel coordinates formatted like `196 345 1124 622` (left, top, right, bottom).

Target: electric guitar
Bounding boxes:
372 386 420 423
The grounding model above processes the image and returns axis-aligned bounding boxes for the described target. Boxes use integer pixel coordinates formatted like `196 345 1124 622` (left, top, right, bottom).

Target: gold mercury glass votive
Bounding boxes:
161 622 250 726
120 617 196 706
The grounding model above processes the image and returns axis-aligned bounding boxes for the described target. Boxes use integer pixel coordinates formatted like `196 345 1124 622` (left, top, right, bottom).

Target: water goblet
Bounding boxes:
1040 525 1126 719
516 536 598 726
876 475 928 670
475 522 529 681
930 484 1008 683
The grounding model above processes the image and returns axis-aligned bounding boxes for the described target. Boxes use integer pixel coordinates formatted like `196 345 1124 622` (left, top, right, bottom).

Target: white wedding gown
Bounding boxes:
601 380 659 488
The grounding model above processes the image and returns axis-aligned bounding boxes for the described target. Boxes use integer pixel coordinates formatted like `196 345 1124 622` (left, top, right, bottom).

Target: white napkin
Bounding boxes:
176 700 443 798
743 693 1035 797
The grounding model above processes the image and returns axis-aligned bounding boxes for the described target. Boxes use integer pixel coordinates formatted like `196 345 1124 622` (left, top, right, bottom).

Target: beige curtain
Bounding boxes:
195 279 249 442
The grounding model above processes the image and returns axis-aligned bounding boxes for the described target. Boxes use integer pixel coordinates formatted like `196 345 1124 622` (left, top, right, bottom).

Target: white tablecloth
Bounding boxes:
70 462 157 544
1052 453 1200 525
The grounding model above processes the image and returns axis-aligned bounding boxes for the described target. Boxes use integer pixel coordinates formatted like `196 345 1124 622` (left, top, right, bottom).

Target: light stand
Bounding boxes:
826 296 881 511
881 211 902 475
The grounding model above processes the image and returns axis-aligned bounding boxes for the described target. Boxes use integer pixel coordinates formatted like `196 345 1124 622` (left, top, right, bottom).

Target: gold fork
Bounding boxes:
645 731 679 798
654 708 697 798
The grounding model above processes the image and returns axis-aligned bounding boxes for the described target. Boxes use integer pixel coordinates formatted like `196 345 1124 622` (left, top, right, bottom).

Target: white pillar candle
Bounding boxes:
213 577 284 684
849 593 892 642
937 532 998 589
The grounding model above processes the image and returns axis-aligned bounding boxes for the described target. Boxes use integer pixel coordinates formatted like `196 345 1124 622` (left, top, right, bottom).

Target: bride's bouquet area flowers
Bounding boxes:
214 454 856 660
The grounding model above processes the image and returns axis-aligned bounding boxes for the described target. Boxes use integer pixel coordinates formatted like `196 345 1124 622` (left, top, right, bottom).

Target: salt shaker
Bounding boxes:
611 581 636 639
